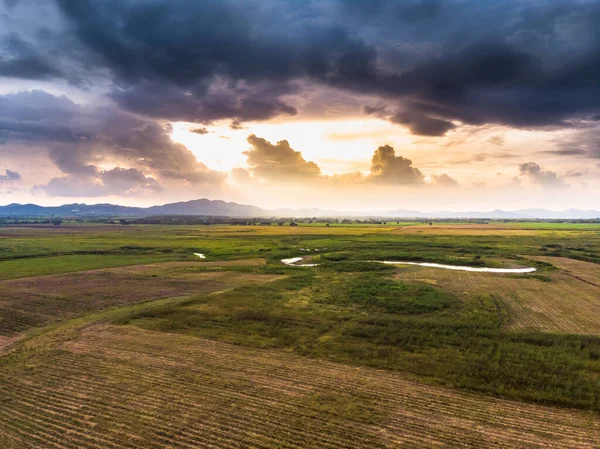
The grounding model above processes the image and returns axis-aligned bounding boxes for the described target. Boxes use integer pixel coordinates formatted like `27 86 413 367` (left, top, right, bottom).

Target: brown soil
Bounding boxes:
2 324 597 448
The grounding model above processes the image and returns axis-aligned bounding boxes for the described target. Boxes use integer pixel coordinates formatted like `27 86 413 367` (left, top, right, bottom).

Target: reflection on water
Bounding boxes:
281 257 537 273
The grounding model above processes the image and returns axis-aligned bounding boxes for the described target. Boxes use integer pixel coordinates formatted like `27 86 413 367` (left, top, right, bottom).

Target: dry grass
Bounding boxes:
0 335 19 352
109 258 267 274
192 257 267 266
0 324 598 448
0 262 277 337
531 256 600 286
391 225 539 236
395 257 600 335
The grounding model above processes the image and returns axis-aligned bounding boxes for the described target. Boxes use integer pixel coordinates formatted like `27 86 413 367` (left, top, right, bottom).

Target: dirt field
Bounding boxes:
0 324 598 449
0 261 276 337
396 256 600 335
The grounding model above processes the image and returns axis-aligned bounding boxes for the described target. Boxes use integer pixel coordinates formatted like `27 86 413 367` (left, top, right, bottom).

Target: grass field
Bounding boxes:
395 257 600 335
2 222 600 278
1 324 599 449
0 261 277 337
120 266 600 411
1 222 600 447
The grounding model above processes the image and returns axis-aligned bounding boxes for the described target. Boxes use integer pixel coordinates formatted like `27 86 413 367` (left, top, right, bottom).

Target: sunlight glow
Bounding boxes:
170 118 416 175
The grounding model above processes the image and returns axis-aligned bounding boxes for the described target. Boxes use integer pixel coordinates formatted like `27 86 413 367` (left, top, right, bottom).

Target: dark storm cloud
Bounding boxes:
0 90 88 144
0 169 20 181
389 112 456 137
0 119 84 144
110 80 298 124
0 90 77 121
338 0 443 23
0 90 226 193
3 0 600 136
363 105 456 137
334 0 600 133
50 0 367 125
0 34 61 79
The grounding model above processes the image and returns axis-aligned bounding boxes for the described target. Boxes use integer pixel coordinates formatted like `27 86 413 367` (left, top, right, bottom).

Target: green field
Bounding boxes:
1 222 600 447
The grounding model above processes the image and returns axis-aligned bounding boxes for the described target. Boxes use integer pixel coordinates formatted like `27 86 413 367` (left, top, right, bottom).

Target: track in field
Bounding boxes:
396 256 600 335
0 261 276 337
1 324 598 449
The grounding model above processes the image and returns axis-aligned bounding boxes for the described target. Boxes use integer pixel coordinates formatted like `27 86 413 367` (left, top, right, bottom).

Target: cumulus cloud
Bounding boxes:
190 127 209 135
328 171 365 184
519 162 566 189
41 168 161 197
241 136 453 189
0 169 20 181
0 90 226 195
230 167 252 183
101 168 161 193
367 145 424 185
244 135 321 181
4 0 599 207
431 173 459 187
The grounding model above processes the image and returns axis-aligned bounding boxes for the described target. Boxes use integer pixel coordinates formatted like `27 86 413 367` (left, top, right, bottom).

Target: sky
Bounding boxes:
0 0 599 212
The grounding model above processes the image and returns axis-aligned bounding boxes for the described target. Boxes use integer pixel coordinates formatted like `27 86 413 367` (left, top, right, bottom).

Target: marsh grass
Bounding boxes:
2 222 600 278
123 267 600 411
3 222 600 411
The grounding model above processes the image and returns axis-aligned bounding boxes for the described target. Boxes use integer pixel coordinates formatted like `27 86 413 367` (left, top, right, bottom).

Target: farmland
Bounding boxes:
1 222 600 447
395 258 600 334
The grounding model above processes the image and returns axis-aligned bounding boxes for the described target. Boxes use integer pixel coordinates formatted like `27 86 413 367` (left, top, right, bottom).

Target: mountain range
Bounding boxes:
0 199 598 219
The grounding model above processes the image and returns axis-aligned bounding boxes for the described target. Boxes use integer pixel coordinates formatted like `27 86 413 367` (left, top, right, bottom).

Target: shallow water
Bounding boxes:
281 257 319 267
380 261 536 273
281 257 536 273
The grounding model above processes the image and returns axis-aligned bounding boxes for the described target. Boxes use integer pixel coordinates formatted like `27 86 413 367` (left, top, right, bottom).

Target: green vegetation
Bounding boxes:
2 221 600 447
121 266 600 410
0 254 178 280
2 221 600 279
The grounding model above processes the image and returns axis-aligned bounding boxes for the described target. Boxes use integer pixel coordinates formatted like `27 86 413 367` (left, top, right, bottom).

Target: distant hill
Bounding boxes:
514 208 600 219
145 199 264 217
0 199 598 219
0 199 265 217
